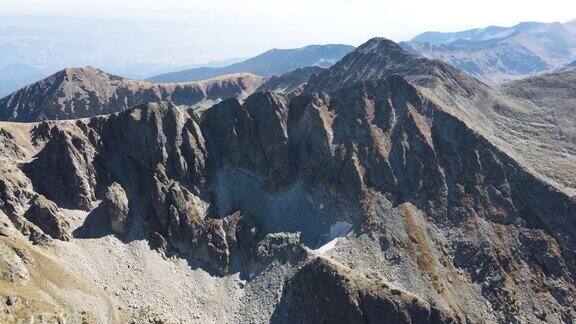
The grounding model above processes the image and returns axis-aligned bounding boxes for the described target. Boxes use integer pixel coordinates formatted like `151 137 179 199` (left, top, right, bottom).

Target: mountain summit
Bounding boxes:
305 37 433 92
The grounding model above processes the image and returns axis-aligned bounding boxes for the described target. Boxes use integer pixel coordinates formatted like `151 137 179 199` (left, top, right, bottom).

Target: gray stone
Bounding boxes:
103 182 130 235
24 195 70 241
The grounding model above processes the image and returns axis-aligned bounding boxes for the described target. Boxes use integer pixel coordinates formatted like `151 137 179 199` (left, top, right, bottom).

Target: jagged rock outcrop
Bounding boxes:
186 211 243 275
201 91 294 190
0 164 35 221
22 121 98 210
24 195 70 241
103 182 130 235
0 67 264 122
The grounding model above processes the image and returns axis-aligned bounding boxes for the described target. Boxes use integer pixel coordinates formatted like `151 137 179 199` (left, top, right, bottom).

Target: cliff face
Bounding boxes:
0 38 575 322
0 67 264 122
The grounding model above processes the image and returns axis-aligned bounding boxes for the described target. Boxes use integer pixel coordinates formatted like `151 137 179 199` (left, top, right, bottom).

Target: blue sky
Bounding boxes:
1 0 575 64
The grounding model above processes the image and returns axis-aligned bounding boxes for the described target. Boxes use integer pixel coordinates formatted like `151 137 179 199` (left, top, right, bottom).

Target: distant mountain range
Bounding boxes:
147 44 355 83
0 64 53 97
0 64 327 122
402 20 576 83
0 59 249 98
0 43 352 97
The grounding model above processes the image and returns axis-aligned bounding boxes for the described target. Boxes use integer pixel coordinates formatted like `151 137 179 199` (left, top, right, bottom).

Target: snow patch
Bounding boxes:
312 221 353 256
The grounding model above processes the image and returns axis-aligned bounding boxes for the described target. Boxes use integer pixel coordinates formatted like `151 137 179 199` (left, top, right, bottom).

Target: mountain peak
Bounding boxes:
305 37 458 93
58 65 104 76
46 66 117 86
356 37 406 55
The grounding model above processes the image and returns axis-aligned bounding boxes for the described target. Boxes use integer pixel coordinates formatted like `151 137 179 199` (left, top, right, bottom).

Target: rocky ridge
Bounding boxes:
0 67 265 122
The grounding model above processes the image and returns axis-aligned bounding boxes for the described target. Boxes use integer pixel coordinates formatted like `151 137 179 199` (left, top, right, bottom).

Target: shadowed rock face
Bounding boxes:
201 91 294 191
22 122 98 210
272 258 455 324
0 37 575 322
24 195 71 241
0 67 265 122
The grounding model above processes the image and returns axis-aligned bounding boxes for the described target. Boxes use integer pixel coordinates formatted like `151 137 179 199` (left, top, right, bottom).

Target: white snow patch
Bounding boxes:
312 221 353 256
313 237 340 255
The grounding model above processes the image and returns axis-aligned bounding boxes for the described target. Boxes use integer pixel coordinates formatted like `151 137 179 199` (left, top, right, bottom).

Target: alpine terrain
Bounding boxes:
0 37 574 324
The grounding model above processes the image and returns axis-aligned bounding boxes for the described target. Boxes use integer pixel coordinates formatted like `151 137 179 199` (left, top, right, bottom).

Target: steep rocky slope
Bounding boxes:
148 44 354 83
0 67 264 122
501 70 576 142
403 21 576 83
0 38 575 322
310 37 576 194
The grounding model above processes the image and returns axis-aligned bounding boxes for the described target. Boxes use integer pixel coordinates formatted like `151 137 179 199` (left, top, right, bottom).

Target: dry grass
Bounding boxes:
400 203 460 316
0 235 119 323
